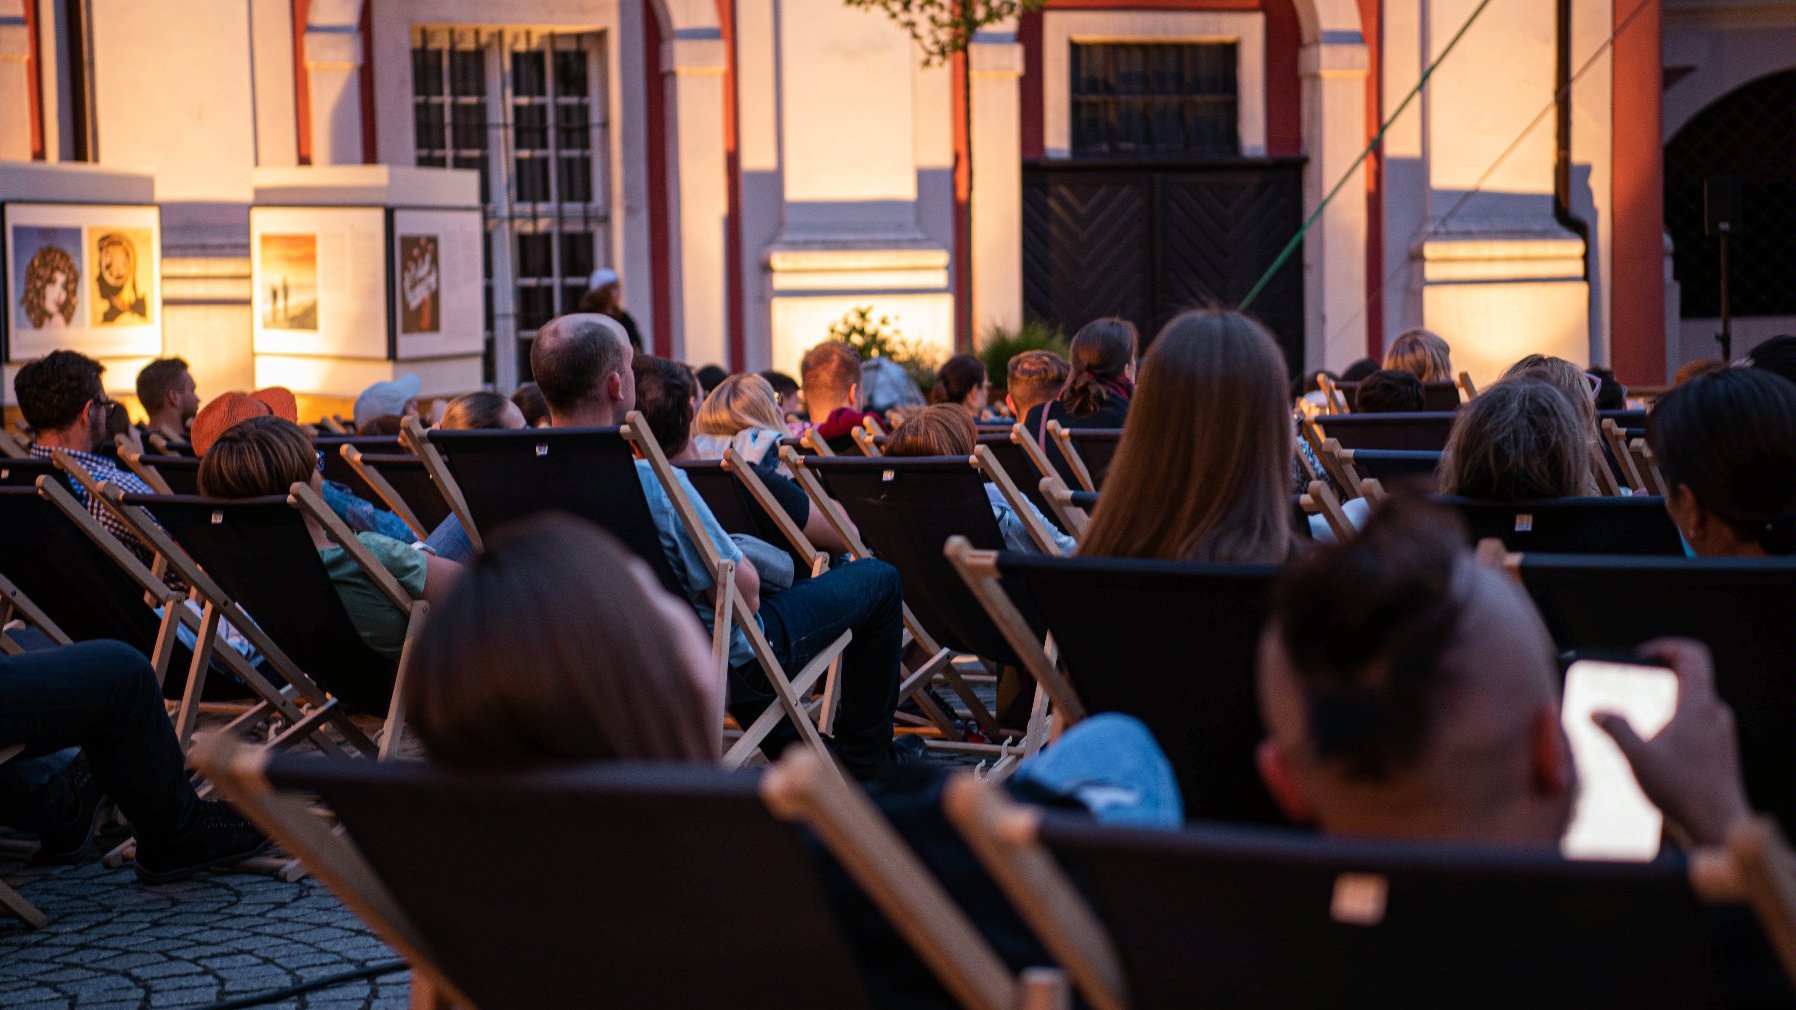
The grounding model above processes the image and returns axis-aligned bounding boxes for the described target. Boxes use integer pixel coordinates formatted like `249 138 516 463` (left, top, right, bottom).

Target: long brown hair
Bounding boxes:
1079 309 1292 562
1440 377 1592 500
1502 354 1607 491
404 514 718 769
1060 318 1137 416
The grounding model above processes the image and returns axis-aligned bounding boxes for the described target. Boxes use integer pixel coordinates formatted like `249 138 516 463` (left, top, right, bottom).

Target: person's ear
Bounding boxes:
606 371 623 403
1256 739 1315 824
848 380 862 410
1005 392 1018 418
1529 705 1573 798
1666 484 1705 544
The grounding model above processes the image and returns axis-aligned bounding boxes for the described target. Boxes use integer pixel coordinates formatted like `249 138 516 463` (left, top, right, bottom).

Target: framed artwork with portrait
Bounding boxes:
390 208 482 360
1 202 162 362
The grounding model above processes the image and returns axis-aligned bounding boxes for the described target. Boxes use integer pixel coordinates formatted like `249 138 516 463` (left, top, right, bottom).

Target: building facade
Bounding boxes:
0 0 1788 406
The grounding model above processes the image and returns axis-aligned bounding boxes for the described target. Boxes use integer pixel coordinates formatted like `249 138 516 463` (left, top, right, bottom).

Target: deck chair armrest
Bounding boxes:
402 415 484 555
0 572 76 645
1009 423 1059 482
1317 439 1360 499
944 536 1087 722
1306 480 1355 542
119 447 175 496
782 446 876 560
340 445 429 540
978 445 1066 557
0 429 27 459
290 482 416 615
1045 421 1096 494
722 447 826 569
850 425 882 458
801 428 836 457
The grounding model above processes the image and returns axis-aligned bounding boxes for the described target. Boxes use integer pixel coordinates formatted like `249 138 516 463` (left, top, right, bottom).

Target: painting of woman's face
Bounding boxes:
98 240 131 287
42 271 67 316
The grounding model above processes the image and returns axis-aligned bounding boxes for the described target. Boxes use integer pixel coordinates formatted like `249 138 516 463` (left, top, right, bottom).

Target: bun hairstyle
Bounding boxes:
928 354 988 408
1061 318 1138 416
1648 367 1796 555
1270 498 1470 779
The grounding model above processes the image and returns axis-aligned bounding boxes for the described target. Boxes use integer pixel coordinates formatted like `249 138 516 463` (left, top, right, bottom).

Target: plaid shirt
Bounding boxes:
31 444 157 562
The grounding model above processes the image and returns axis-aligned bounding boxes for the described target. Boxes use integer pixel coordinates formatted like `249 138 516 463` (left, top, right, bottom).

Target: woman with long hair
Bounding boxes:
1079 310 1293 562
1647 367 1796 557
928 354 992 419
691 372 789 466
1383 328 1453 383
1502 354 1615 493
1022 317 1137 440
1439 378 1595 500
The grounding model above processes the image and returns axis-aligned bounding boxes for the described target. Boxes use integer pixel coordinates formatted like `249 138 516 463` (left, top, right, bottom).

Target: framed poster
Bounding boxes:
2 202 162 362
251 206 388 359
392 208 483 360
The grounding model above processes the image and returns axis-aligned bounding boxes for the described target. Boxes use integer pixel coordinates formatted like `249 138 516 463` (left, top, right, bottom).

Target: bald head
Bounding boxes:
530 313 635 426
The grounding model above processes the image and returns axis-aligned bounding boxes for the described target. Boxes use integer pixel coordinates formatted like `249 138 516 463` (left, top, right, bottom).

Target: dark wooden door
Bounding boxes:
1022 158 1306 375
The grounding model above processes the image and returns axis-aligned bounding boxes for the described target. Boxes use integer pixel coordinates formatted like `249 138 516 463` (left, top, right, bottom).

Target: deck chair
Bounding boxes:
948 542 1283 823
314 434 405 503
1040 477 1092 540
1456 370 1479 400
0 456 59 487
1313 412 1458 451
339 447 453 540
1514 553 1796 842
195 736 1065 1010
1327 380 1462 414
0 745 48 928
1630 437 1667 495
1601 418 1647 491
786 449 1063 763
97 484 400 759
1328 448 1441 497
981 432 1058 520
0 428 27 459
675 449 826 577
1432 495 1683 555
1044 423 1121 493
413 418 848 774
119 448 201 496
946 777 1796 1010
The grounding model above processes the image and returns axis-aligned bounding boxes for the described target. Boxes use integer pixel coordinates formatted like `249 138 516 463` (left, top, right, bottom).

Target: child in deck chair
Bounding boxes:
883 404 1075 555
404 513 1183 1009
198 416 462 662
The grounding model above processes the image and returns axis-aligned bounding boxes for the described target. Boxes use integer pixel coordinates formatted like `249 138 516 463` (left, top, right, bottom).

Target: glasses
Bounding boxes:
315 450 326 473
1584 373 1602 397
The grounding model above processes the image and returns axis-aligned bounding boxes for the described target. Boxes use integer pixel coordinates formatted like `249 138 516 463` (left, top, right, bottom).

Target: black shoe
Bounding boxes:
134 800 272 884
891 734 930 765
33 756 106 864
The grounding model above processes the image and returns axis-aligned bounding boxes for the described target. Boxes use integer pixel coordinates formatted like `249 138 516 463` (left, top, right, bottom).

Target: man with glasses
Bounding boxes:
15 349 157 559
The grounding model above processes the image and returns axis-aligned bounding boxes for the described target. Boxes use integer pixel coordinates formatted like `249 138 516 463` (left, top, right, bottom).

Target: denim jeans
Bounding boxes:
0 640 199 843
730 558 903 777
1014 713 1184 828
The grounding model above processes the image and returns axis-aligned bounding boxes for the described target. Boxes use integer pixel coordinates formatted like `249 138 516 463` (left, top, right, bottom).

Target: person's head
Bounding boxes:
1440 378 1592 501
1648 368 1796 557
883 403 976 458
1745 335 1796 388
353 373 421 431
438 391 526 431
1502 354 1600 443
1256 498 1571 844
1674 358 1726 387
1079 309 1291 563
695 372 788 439
578 267 622 315
21 244 78 327
1383 328 1453 383
631 354 698 456
134 358 199 428
1061 318 1138 416
800 340 862 417
694 365 728 401
530 313 636 426
758 370 801 417
1587 365 1625 411
1340 358 1379 383
1353 369 1424 414
14 349 109 450
929 354 989 414
94 233 139 302
511 382 551 428
1005 350 1070 421
189 387 300 456
405 513 720 770
197 415 319 499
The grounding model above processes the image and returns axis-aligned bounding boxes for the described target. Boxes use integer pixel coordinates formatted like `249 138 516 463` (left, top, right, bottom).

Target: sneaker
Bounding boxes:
134 800 272 884
33 756 106 864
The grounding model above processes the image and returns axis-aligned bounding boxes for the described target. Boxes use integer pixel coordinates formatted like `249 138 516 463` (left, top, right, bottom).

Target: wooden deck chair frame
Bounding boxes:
1601 418 1646 492
0 429 27 459
0 744 49 928
1316 372 1349 414
340 445 432 540
401 417 485 555
762 748 1072 1010
1303 480 1355 541
1629 437 1666 496
801 427 837 456
1008 422 1060 486
1040 475 1090 542
1457 370 1479 401
850 423 883 458
1317 439 1363 499
942 537 1086 725
118 445 175 496
1044 421 1097 494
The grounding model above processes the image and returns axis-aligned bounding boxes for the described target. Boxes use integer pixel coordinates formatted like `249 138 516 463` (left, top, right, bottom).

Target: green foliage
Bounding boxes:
979 319 1068 391
844 0 1048 65
827 305 943 393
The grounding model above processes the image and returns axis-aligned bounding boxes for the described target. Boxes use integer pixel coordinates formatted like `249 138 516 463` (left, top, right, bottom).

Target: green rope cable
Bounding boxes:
1237 0 1496 312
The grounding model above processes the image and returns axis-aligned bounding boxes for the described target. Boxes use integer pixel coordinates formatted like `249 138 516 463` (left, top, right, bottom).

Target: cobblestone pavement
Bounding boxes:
0 851 408 1010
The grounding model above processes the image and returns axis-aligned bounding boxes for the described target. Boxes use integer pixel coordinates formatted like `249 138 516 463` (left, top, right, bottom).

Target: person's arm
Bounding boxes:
1594 637 1752 847
419 553 463 605
803 505 854 554
733 554 760 614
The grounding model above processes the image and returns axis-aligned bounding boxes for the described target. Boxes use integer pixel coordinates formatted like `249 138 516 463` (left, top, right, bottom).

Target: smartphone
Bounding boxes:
1560 657 1678 862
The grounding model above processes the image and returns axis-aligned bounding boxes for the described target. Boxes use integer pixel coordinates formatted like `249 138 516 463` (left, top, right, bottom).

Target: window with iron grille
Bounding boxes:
1665 69 1796 319
411 27 611 387
1070 42 1240 159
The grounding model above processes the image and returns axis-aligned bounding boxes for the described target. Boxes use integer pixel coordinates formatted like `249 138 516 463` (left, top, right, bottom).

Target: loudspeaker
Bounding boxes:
1705 176 1743 237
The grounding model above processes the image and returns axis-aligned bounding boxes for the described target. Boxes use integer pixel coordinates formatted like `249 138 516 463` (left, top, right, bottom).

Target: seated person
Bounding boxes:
929 354 994 422
1382 327 1454 383
134 356 199 450
801 340 878 452
437 390 526 431
197 416 461 662
691 372 792 468
1079 310 1296 563
1648 367 1796 558
1502 354 1611 494
882 404 1075 555
0 639 268 881
353 373 420 437
1003 349 1069 427
405 513 1181 1006
758 369 803 427
1440 377 1596 500
1354 368 1425 414
1021 318 1136 442
511 382 551 428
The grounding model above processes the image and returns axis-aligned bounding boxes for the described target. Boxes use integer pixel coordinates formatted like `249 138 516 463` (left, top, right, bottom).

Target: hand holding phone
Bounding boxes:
1561 657 1677 861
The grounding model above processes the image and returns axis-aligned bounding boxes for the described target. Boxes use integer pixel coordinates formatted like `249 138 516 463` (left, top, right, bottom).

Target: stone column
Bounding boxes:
1300 37 1370 372
968 31 1024 340
661 31 731 367
0 0 34 160
303 0 366 165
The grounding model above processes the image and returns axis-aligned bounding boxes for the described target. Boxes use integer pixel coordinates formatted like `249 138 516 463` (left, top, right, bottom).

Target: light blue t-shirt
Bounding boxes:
984 483 1077 555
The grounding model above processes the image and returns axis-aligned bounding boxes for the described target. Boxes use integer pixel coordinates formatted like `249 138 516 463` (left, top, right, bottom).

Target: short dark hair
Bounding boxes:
695 364 728 396
800 341 861 400
1648 367 1796 554
1340 357 1379 383
1746 335 1796 388
198 415 316 499
758 370 799 399
928 354 987 407
529 315 630 417
1354 369 1425 413
134 357 190 410
511 382 550 427
15 349 104 431
631 354 697 456
1587 365 1625 411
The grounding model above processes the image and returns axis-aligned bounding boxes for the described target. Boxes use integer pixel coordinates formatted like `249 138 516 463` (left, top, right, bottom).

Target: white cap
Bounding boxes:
588 267 619 291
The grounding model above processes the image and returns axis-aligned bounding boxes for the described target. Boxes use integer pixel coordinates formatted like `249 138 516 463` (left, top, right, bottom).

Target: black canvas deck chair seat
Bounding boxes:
980 432 1057 520
197 738 1069 1010
1314 411 1458 451
1433 494 1683 554
1044 423 1121 493
787 449 1065 766
339 446 453 540
0 456 60 487
676 449 825 578
414 417 848 774
314 434 405 504
1333 448 1440 496
1514 553 1796 842
948 544 1283 824
120 448 201 496
945 777 1796 1010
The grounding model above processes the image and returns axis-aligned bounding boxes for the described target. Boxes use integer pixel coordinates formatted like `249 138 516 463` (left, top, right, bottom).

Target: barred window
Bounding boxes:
1070 43 1240 159
412 28 611 387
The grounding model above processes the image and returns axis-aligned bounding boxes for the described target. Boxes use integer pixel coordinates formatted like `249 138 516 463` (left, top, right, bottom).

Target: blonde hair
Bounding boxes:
1383 329 1453 383
1441 378 1594 500
1080 310 1292 562
695 373 788 438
